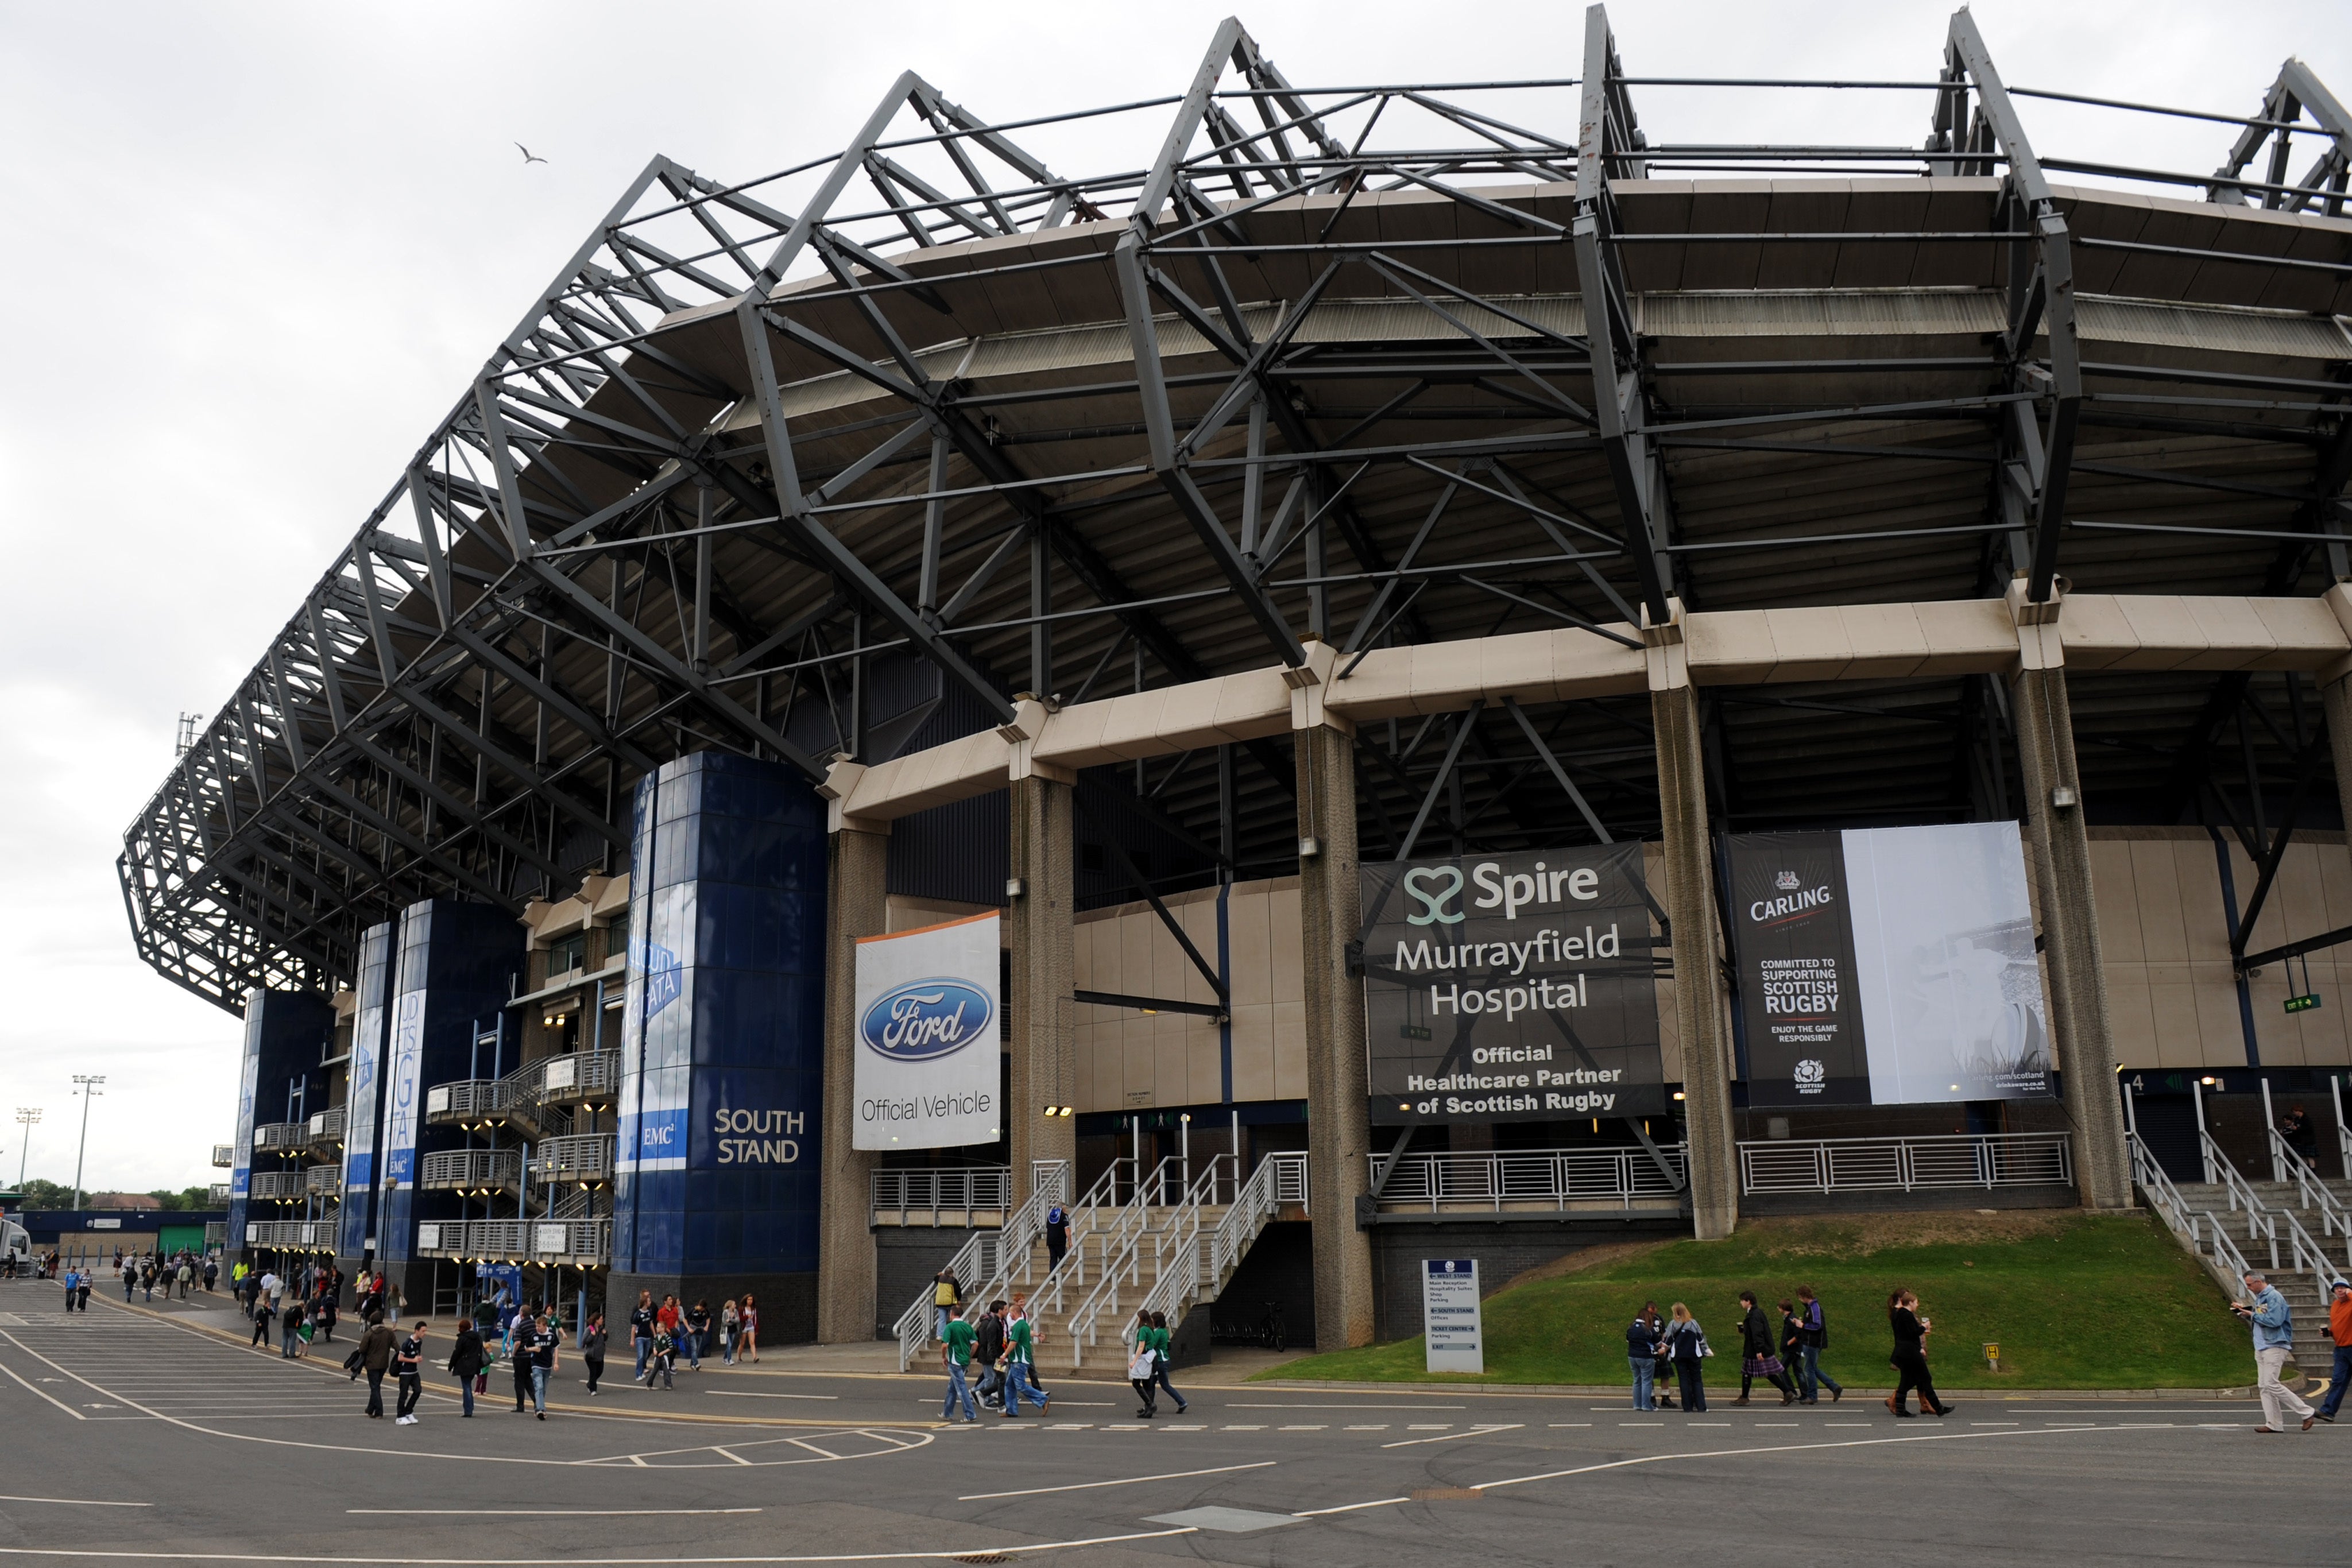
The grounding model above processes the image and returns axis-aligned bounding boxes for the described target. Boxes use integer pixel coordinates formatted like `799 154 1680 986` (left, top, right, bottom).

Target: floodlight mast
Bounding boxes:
70 1078 105 1211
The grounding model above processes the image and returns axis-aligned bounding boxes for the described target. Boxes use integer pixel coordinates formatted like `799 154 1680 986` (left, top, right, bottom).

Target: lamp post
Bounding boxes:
12 1108 38 1188
70 1077 105 1210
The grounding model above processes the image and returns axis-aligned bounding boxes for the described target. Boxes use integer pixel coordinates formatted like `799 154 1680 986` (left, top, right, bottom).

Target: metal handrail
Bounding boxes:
1374 1145 1687 1210
1139 1151 1307 1336
2268 1127 2352 1267
246 1171 307 1200
1739 1132 2072 1194
305 1166 342 1196
2132 1133 2253 1298
418 1148 523 1191
528 1133 615 1184
1059 1159 1189 1360
892 1160 1069 1371
304 1108 347 1144
537 1050 622 1102
252 1122 308 1152
211 1144 234 1168
2204 1131 2333 1298
870 1166 1013 1220
1020 1157 1142 1323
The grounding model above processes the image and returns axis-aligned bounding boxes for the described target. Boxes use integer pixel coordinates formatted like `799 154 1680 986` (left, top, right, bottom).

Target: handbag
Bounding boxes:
1127 1349 1156 1381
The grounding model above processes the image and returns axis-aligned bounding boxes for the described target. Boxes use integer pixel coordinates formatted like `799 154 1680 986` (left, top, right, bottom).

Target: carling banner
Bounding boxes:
1360 844 1665 1124
852 912 1001 1150
1729 822 2052 1107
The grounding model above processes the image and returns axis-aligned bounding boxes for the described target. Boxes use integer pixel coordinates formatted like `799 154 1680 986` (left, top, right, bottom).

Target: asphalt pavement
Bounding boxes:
0 1273 2337 1565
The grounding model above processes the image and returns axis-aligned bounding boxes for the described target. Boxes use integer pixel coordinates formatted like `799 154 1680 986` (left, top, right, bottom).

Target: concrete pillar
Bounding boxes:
1645 604 1740 1240
1006 766 1076 1200
1293 644 1375 1350
816 768 887 1345
2007 586 2131 1210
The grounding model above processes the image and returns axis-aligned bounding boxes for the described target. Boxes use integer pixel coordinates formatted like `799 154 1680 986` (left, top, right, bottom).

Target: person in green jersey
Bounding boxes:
941 1304 978 1422
1000 1303 1049 1418
1147 1308 1189 1415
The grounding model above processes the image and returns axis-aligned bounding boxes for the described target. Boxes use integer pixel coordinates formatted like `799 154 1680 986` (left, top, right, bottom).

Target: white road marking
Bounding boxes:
707 1391 840 1401
1405 1424 1450 1431
1383 1424 1523 1449
0 1528 1204 1563
1222 1424 1264 1430
0 1497 150 1509
1278 1424 1326 1431
1344 1424 1389 1431
958 1459 1276 1501
0 1354 86 1418
1228 1403 1464 1410
1548 1423 1591 1428
349 1509 763 1517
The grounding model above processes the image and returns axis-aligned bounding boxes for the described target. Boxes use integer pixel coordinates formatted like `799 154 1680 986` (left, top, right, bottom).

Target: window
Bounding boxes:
601 912 629 966
548 931 587 976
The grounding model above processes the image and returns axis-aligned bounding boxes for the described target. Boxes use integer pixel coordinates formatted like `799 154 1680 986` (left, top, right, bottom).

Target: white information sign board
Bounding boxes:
1422 1257 1483 1373
852 912 1001 1151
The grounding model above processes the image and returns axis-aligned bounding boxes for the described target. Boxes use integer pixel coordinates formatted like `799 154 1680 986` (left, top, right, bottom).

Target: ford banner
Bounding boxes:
852 912 1001 1149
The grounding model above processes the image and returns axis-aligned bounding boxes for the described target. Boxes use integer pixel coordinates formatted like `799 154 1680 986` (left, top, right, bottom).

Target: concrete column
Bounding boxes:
815 815 887 1344
1293 644 1375 1350
1646 605 1739 1240
1007 771 1076 1199
2007 587 2130 1210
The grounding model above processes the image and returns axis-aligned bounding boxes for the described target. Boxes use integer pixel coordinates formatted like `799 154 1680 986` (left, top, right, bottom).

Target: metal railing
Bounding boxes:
2201 1130 2334 1299
211 1144 234 1168
207 1183 231 1204
1136 1152 1307 1348
414 1217 609 1261
871 1166 1012 1222
528 1133 614 1185
425 1079 508 1123
1372 1145 1686 1211
246 1171 307 1201
2132 1133 2254 1298
203 1221 226 1247
892 1161 1069 1371
246 1220 339 1252
1739 1132 2072 1194
2269 1126 2352 1268
539 1050 622 1103
418 1148 523 1191
304 1108 347 1145
305 1166 342 1197
1059 1158 1216 1367
252 1122 308 1153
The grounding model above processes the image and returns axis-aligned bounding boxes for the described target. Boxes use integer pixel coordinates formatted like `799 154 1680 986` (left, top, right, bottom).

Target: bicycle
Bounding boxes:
1256 1300 1286 1353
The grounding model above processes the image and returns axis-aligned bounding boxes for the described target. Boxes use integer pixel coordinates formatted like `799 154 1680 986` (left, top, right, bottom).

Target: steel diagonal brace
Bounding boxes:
734 302 1012 727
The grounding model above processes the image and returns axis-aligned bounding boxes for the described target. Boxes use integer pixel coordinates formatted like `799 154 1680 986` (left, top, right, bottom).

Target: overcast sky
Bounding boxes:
1 0 2344 1197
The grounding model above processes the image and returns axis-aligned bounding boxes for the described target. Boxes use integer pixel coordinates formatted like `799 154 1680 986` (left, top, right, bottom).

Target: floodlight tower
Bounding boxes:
70 1078 105 1210
11 1107 38 1188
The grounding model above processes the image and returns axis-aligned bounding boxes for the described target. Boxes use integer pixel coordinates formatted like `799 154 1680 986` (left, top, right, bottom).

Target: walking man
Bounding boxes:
1000 1302 1049 1419
1045 1203 1069 1272
357 1311 399 1420
940 1303 978 1422
2315 1278 2352 1424
629 1290 655 1382
2233 1270 2316 1433
1794 1285 1842 1404
526 1312 559 1420
394 1320 430 1425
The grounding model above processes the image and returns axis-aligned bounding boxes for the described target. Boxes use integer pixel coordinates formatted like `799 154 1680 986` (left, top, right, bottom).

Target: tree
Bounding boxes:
145 1188 212 1211
13 1179 74 1210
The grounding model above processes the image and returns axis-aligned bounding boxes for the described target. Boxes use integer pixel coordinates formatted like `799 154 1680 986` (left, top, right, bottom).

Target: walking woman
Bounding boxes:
1626 1302 1663 1411
1662 1302 1709 1412
1887 1288 1951 1417
739 1293 760 1364
447 1317 485 1418
1733 1290 1799 1406
582 1312 607 1396
719 1299 740 1365
1146 1310 1189 1415
1128 1309 1159 1418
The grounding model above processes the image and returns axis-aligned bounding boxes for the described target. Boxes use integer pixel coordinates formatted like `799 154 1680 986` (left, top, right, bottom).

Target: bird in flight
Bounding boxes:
514 142 548 165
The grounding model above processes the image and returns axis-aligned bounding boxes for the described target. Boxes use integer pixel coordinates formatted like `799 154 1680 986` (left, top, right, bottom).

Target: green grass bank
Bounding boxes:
1263 1211 2249 1390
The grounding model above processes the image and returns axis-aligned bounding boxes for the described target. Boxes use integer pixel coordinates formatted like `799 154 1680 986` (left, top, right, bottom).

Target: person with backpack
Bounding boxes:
1793 1284 1842 1403
1732 1290 1799 1406
1045 1204 1069 1271
1626 1303 1662 1411
1662 1302 1709 1412
355 1311 399 1419
931 1269 962 1342
446 1317 485 1417
393 1320 430 1424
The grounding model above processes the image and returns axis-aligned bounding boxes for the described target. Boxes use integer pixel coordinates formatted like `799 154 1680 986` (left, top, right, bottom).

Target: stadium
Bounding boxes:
118 7 2352 1359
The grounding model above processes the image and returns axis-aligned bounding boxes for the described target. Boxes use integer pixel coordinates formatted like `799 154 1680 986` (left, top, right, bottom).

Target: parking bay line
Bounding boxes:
708 1391 840 1400
350 1509 765 1517
959 1460 1276 1501
0 1496 150 1509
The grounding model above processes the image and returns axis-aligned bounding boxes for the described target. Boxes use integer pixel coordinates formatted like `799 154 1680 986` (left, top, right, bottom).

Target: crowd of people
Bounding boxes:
617 1288 760 1389
51 1248 219 1311
1624 1286 1951 1417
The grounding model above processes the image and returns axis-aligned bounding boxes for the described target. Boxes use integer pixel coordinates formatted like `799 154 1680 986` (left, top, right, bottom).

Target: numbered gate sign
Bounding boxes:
1422 1258 1484 1375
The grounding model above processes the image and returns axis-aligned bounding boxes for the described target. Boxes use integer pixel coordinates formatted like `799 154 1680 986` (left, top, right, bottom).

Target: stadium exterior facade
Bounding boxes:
126 9 2352 1349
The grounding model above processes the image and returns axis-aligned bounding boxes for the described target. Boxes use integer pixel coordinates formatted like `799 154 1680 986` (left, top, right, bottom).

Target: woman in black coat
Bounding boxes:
446 1318 486 1417
1886 1289 1951 1417
1732 1290 1798 1406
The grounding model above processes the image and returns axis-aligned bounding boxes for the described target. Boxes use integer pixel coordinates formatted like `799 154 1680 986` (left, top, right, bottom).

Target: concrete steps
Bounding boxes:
2170 1181 2346 1368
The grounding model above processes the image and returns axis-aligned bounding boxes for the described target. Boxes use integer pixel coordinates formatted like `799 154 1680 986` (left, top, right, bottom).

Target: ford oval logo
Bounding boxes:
860 978 993 1060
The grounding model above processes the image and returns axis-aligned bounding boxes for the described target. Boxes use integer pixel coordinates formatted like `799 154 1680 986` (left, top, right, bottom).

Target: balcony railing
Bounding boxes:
304 1108 347 1147
244 1219 339 1252
871 1166 1013 1224
1370 1145 1688 1211
414 1217 609 1264
203 1221 227 1247
207 1183 232 1204
539 1051 622 1105
247 1171 308 1201
211 1144 234 1168
252 1122 308 1152
424 1079 509 1125
1738 1132 2074 1194
305 1166 342 1197
418 1148 523 1192
527 1133 614 1186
